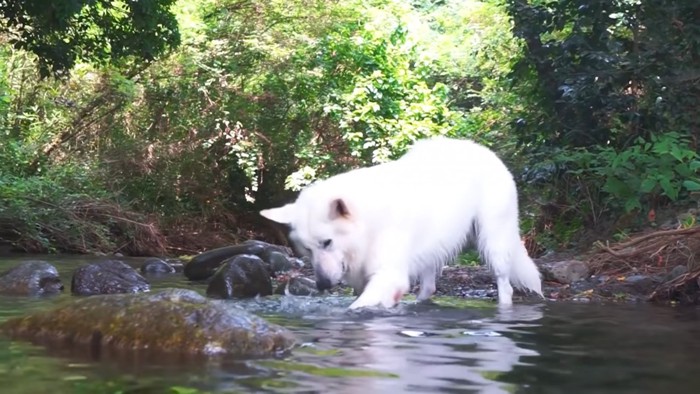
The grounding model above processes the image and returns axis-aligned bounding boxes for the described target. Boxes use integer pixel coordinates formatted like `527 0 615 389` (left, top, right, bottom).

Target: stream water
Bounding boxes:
0 254 699 394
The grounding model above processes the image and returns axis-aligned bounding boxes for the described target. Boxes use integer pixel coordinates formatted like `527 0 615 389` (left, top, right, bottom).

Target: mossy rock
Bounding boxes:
0 288 295 358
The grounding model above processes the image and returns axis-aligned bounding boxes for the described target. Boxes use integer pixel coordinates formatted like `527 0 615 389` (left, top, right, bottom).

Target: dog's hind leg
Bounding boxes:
477 214 517 306
416 267 437 301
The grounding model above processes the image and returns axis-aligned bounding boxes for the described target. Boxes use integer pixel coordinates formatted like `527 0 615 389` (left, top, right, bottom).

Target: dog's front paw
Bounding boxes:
348 286 405 310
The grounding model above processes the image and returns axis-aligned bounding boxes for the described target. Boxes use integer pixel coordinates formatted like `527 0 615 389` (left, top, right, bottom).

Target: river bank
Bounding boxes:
1 221 698 307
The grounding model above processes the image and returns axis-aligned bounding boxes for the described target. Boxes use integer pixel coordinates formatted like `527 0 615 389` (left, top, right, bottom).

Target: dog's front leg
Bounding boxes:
348 270 409 309
347 236 411 310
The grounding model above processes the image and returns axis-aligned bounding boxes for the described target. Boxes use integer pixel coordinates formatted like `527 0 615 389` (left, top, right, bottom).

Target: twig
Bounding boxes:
616 227 700 249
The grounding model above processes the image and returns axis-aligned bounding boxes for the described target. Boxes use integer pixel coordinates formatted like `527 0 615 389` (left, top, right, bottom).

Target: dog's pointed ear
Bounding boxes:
260 204 296 225
329 198 351 220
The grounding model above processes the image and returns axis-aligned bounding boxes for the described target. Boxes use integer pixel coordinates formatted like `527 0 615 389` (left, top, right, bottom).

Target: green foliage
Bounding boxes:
595 133 700 211
506 0 700 150
2 0 699 255
0 0 181 77
525 132 700 227
458 251 482 266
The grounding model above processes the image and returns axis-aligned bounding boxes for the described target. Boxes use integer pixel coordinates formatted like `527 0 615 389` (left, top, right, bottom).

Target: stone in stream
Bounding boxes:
0 288 296 358
184 240 296 281
206 254 273 299
140 257 177 274
0 260 64 296
71 260 150 296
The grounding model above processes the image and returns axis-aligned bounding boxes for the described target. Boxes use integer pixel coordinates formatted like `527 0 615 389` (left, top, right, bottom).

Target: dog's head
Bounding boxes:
260 197 358 291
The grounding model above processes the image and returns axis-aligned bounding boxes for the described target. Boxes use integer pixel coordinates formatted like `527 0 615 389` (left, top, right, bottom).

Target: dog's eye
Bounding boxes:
321 239 332 249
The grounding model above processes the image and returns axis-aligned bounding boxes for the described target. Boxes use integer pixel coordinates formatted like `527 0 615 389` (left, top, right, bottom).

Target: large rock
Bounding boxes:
541 260 590 284
206 255 273 299
0 288 295 357
71 260 150 296
184 240 295 281
0 260 64 296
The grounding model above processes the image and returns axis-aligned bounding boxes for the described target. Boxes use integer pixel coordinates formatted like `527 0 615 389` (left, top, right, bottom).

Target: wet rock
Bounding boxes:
0 260 64 296
184 240 293 281
275 276 319 296
262 250 296 275
206 255 273 299
664 265 688 282
140 258 176 274
623 274 660 293
0 288 295 357
541 260 590 284
71 260 150 296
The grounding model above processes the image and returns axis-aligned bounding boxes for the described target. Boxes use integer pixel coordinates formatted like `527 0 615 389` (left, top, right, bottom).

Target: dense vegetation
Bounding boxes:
1 0 698 256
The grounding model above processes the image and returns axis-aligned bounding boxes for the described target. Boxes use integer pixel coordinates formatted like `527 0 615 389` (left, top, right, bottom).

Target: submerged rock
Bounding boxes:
165 258 185 273
0 260 64 296
140 257 176 274
206 255 273 299
71 260 150 296
184 240 295 281
0 288 295 357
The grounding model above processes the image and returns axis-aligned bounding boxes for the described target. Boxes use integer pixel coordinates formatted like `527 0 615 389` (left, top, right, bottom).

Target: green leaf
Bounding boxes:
659 177 679 200
682 180 700 191
624 198 641 213
640 178 657 193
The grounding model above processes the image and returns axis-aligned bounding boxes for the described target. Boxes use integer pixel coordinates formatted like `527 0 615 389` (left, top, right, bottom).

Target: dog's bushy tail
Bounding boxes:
510 245 544 297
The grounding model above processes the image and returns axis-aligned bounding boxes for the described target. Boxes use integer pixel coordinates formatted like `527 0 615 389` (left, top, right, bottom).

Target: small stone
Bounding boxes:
462 330 502 337
275 276 319 296
400 330 428 337
140 258 176 274
625 274 648 283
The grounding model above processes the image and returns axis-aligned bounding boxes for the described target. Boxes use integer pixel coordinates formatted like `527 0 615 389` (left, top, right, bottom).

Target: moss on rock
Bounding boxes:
0 288 295 358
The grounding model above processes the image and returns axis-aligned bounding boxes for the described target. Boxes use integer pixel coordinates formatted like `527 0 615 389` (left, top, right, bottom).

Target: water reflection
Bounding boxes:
250 302 545 394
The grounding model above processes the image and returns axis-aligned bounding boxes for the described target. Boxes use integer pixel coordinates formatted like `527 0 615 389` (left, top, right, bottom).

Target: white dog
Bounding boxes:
260 137 543 309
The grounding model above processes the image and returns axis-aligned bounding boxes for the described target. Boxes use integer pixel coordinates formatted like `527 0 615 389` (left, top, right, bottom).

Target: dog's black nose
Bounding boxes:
316 276 332 291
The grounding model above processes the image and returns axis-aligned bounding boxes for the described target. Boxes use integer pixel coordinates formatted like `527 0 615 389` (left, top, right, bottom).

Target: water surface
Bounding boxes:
0 254 698 393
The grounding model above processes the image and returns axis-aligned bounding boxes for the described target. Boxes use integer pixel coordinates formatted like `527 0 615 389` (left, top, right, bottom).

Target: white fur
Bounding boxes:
260 137 543 309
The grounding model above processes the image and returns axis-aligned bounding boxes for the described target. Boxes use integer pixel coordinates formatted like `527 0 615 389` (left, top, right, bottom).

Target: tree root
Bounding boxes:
587 226 700 304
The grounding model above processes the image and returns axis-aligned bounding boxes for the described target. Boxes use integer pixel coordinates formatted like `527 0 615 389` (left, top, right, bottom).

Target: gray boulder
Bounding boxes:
0 288 295 357
206 255 273 299
71 260 150 296
184 240 295 281
0 260 63 296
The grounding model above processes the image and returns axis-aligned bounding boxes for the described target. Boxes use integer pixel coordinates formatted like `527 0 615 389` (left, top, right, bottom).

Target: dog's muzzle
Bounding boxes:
316 276 333 291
